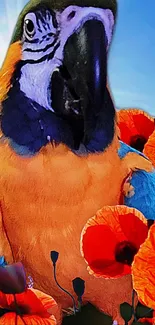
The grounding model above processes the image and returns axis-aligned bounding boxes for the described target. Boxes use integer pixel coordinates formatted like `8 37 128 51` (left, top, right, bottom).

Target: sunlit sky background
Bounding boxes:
0 0 155 114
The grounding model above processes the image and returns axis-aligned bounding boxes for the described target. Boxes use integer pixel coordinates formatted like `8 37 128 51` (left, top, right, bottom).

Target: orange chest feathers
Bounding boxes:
0 140 124 245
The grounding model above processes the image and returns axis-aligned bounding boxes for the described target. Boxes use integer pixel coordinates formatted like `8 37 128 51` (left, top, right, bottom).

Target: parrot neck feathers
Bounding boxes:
1 83 75 154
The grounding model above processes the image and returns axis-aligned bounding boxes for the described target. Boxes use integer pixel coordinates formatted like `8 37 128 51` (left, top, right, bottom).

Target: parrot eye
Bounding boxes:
24 19 35 39
23 14 36 40
25 20 35 35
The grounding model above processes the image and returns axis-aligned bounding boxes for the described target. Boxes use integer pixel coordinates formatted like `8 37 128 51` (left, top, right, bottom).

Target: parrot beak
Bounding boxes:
52 19 109 149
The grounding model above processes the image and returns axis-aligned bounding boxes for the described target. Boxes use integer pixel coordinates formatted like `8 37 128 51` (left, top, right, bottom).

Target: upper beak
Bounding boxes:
63 19 108 143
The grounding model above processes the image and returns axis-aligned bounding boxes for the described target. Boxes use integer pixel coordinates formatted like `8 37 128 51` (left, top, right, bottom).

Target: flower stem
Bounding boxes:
131 289 137 321
53 263 77 314
13 294 27 325
19 315 27 325
15 313 17 325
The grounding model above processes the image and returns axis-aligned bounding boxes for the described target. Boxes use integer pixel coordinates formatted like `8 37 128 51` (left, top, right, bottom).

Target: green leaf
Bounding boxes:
62 303 113 325
120 302 133 322
136 302 153 319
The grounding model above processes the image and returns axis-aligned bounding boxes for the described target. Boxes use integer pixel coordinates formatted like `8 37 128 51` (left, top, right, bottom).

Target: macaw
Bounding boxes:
0 0 153 324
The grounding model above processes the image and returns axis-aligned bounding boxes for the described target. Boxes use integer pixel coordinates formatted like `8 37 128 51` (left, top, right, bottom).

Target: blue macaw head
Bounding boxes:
0 0 117 155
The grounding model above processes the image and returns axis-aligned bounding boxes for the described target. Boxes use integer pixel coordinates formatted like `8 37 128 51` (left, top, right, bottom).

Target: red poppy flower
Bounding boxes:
80 205 148 279
117 109 155 152
132 223 155 310
0 288 58 324
143 130 155 167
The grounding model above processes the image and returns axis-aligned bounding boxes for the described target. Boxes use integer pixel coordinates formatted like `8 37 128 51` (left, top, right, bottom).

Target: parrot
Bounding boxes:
0 0 154 324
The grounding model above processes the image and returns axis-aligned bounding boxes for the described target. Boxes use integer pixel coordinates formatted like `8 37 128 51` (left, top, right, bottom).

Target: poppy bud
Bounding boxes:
50 251 59 265
72 277 85 301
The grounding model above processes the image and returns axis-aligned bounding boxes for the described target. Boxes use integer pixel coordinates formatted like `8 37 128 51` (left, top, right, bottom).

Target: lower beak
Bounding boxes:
63 19 108 142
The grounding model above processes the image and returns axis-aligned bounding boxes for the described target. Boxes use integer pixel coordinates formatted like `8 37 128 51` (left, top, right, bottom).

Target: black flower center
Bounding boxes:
130 135 147 152
115 240 138 266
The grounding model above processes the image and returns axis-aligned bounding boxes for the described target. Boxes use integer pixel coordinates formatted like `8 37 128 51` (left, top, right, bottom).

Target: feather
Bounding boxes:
119 141 155 220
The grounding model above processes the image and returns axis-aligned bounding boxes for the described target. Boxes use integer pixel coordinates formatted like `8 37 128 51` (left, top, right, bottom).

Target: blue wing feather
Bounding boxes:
118 141 155 220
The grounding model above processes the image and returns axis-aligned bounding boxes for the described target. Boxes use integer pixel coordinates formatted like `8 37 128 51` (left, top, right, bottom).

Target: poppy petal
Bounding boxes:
13 289 57 318
0 312 56 325
132 223 155 309
23 315 56 325
119 211 148 248
143 130 155 167
138 319 154 324
0 289 58 320
88 260 128 278
0 291 8 309
30 289 58 318
81 205 147 278
0 262 26 294
117 109 154 151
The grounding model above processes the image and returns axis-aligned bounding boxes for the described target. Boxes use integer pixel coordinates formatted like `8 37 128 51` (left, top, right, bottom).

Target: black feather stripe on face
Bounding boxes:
21 41 60 64
23 37 58 53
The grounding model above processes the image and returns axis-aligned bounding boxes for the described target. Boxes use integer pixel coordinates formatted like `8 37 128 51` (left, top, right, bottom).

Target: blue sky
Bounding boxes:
0 0 155 114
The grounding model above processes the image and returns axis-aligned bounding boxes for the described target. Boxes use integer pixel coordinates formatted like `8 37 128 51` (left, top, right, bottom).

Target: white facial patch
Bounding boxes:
19 61 55 111
19 6 114 111
55 6 114 61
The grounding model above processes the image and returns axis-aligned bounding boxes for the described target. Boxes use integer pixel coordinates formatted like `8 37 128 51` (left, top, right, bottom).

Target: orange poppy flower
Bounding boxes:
117 109 155 152
143 130 155 167
80 205 148 279
132 223 155 310
0 288 58 324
